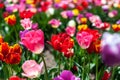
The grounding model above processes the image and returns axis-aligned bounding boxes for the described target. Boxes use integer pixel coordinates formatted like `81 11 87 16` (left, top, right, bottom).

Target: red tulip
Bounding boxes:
49 32 74 58
102 71 111 80
9 76 26 80
81 1 88 8
20 10 34 19
0 3 4 9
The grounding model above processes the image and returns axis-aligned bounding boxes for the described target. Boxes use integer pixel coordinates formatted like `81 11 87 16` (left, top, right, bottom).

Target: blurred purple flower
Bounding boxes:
66 11 73 19
85 12 93 18
101 32 120 66
102 5 109 13
116 20 120 24
54 4 60 8
54 70 80 80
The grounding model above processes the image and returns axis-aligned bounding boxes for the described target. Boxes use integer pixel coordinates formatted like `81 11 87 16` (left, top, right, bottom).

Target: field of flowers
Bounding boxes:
1 0 120 80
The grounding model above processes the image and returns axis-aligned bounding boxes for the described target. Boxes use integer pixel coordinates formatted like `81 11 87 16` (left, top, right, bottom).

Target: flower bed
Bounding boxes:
0 0 120 80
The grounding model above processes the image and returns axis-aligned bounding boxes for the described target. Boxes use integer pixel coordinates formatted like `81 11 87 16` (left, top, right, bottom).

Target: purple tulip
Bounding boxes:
66 11 74 19
102 5 109 13
85 12 93 18
101 32 120 66
54 70 80 80
116 20 120 24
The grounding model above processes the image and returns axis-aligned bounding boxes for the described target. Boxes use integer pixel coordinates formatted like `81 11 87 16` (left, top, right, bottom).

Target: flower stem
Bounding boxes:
13 26 18 42
96 55 98 80
81 49 85 80
111 67 116 80
58 52 61 74
69 57 72 70
41 54 48 80
88 54 90 79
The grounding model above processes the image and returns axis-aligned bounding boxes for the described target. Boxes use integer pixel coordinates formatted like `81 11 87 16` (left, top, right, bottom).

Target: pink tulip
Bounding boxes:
22 60 43 79
65 26 76 37
48 19 61 28
20 18 32 30
76 31 93 49
61 11 68 18
20 29 44 54
89 15 102 23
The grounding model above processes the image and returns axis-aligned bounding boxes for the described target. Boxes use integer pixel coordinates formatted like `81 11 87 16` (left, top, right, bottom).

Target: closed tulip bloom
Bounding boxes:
20 18 32 29
20 18 32 30
76 30 93 49
22 60 43 79
20 29 44 54
65 26 76 37
112 24 120 32
67 20 76 27
76 29 101 49
4 14 16 26
48 19 61 28
19 10 34 19
101 71 111 80
108 10 118 18
101 32 120 66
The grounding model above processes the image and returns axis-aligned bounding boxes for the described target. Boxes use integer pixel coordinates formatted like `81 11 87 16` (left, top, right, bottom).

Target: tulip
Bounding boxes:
77 24 88 31
4 14 16 26
108 10 118 18
22 60 43 79
116 20 120 24
112 24 120 32
49 32 74 58
54 70 80 80
20 18 32 30
89 15 101 23
65 26 76 37
48 19 61 28
9 76 26 80
67 20 76 27
72 9 79 16
46 7 55 17
19 10 34 19
76 30 93 49
101 71 111 80
0 42 22 64
101 32 120 66
20 29 44 54
76 29 101 49
61 11 68 18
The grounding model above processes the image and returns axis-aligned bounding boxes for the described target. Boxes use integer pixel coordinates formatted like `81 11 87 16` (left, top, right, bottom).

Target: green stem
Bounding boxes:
88 54 90 79
41 54 48 80
82 67 84 80
69 57 73 70
58 53 61 74
96 55 98 80
13 26 18 42
81 49 85 80
111 67 116 80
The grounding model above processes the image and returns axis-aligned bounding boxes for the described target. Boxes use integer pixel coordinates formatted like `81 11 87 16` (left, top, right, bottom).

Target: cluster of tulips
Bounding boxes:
1 0 120 80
